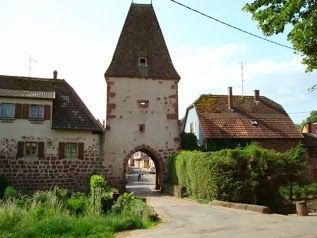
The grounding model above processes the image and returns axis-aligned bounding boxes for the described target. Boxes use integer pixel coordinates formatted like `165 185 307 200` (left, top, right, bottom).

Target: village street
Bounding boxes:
117 167 317 238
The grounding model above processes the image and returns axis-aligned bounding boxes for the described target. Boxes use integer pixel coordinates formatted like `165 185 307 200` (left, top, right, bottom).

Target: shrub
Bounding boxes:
0 185 156 237
66 192 90 215
4 186 19 199
280 183 317 201
180 132 199 151
167 143 308 208
112 192 148 217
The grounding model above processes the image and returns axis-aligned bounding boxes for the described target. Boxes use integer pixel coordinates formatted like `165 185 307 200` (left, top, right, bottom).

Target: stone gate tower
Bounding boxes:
104 3 180 190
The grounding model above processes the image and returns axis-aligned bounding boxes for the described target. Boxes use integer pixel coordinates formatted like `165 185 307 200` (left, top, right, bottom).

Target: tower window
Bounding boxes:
137 100 149 108
138 57 147 66
139 124 145 132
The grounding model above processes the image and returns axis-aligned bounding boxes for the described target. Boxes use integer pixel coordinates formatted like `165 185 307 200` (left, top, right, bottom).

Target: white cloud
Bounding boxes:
173 44 316 123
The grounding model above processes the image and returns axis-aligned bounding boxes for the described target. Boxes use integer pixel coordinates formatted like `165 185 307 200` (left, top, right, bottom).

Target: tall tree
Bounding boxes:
243 0 317 75
305 110 317 123
297 110 317 130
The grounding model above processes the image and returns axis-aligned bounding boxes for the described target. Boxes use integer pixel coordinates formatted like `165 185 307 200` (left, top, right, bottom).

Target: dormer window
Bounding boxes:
138 57 148 66
250 119 258 126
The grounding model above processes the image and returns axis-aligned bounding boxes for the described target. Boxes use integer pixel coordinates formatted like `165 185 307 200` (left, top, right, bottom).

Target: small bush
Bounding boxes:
279 183 317 201
66 192 90 215
112 192 148 217
4 186 19 199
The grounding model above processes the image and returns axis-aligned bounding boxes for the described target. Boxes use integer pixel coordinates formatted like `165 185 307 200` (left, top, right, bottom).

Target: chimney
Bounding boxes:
228 87 233 110
53 70 58 79
254 90 260 101
307 123 312 133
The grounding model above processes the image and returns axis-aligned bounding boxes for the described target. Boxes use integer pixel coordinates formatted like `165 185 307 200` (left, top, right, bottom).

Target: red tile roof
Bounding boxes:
192 94 302 139
105 3 180 80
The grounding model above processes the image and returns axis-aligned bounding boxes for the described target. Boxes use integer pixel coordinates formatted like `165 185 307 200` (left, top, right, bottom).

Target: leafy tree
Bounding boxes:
243 0 317 75
297 110 317 130
305 110 317 123
180 132 199 151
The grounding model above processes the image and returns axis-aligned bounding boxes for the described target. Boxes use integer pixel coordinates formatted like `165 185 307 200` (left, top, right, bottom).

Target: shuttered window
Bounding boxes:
16 141 45 158
0 103 15 118
30 104 44 119
59 142 84 159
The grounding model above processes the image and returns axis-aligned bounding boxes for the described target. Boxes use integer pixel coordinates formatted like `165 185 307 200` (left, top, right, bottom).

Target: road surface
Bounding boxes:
118 167 317 238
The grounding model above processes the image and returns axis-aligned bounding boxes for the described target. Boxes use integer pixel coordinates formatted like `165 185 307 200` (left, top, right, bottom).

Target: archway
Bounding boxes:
122 145 166 193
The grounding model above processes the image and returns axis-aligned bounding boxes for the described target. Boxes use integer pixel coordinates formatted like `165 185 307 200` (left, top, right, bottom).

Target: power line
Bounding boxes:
288 111 311 115
170 0 294 50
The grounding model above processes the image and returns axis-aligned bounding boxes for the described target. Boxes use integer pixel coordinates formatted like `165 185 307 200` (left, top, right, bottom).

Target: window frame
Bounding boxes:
29 104 44 120
138 57 148 66
66 143 78 158
25 142 38 156
190 121 196 133
0 103 15 119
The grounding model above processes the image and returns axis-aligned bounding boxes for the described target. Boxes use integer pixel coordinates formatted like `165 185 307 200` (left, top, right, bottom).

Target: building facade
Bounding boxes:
0 74 105 193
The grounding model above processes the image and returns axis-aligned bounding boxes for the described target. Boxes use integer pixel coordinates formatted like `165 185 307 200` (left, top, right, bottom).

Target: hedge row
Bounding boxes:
167 143 307 207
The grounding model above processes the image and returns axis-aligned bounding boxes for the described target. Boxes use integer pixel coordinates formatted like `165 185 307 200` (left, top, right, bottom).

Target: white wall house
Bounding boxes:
0 74 105 193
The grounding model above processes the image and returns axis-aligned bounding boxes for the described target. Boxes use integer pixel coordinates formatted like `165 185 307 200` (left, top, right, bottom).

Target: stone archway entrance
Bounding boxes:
123 145 166 191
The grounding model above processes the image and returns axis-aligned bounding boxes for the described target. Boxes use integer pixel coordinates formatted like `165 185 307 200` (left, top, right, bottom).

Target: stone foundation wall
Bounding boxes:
0 155 107 194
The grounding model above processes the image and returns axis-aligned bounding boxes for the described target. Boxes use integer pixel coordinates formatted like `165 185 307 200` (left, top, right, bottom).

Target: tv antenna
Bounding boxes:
25 52 38 76
241 62 244 97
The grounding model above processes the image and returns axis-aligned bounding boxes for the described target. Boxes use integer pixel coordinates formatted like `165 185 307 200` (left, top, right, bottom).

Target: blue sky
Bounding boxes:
0 0 316 124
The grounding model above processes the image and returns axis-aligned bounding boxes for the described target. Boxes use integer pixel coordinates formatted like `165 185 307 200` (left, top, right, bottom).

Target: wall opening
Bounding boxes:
123 146 164 196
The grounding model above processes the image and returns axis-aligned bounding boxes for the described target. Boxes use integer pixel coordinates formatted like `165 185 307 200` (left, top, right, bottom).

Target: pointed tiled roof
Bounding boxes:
105 3 180 79
0 75 104 133
188 94 302 139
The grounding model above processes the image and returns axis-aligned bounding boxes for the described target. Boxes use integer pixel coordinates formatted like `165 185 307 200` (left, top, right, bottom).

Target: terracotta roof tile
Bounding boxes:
105 3 180 79
193 94 302 139
0 75 104 133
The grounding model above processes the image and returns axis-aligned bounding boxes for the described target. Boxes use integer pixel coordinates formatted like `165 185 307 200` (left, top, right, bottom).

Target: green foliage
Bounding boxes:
112 192 148 217
90 174 111 214
243 0 317 75
0 185 155 237
205 138 250 151
0 175 9 199
66 192 90 215
305 110 317 123
279 183 317 201
167 143 308 208
180 132 199 151
4 186 19 199
298 110 317 130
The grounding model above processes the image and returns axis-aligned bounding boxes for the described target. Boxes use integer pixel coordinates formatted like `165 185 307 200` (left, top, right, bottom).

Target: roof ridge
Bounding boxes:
0 74 61 81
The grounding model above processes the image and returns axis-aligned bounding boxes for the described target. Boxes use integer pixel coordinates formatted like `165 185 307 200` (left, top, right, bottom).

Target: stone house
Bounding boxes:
0 72 105 193
182 87 303 152
301 122 317 182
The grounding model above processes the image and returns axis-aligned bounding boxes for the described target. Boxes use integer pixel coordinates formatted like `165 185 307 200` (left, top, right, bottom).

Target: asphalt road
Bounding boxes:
119 167 317 238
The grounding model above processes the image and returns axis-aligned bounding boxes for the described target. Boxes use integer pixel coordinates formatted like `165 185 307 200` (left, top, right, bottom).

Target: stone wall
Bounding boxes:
0 154 107 193
0 132 105 193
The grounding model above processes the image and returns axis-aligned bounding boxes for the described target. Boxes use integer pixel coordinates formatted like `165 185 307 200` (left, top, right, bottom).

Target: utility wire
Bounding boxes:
288 111 311 114
170 0 294 50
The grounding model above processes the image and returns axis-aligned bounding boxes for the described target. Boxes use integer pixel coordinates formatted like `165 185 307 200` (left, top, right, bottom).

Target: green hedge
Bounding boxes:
167 143 307 207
